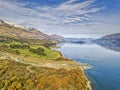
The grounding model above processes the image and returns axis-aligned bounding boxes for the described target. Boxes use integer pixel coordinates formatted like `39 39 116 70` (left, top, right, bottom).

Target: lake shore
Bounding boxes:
80 66 92 90
55 50 93 90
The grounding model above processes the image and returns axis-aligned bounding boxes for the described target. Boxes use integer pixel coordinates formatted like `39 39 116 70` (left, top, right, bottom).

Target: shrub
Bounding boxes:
42 43 56 48
10 45 30 49
29 47 46 56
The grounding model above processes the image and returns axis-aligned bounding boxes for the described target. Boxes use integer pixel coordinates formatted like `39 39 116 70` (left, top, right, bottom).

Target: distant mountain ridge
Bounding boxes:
0 20 64 42
93 33 120 52
50 34 65 42
0 20 50 39
65 38 93 43
93 33 120 46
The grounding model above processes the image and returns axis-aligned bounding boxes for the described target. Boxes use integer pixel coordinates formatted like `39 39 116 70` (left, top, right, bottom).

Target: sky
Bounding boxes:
0 0 120 38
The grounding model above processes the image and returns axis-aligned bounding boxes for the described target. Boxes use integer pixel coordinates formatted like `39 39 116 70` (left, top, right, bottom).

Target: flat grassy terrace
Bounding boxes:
0 41 61 60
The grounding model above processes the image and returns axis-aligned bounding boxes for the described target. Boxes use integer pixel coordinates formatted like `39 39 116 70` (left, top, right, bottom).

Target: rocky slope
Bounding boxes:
0 20 65 43
0 20 51 39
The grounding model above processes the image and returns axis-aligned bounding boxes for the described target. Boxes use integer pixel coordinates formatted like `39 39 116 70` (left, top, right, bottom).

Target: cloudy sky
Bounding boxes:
0 0 120 38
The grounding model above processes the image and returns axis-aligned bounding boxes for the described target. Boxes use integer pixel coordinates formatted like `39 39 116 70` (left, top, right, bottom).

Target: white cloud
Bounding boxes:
1 0 117 38
0 0 104 25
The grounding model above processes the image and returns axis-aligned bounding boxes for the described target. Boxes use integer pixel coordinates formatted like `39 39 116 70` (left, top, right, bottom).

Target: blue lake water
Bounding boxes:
56 43 120 90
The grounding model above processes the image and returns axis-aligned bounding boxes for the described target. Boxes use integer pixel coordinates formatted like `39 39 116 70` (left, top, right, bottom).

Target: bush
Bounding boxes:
42 43 56 48
10 45 30 49
29 47 46 56
15 50 20 55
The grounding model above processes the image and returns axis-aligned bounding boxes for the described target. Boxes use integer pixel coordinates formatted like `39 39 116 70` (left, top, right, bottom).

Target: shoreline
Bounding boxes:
80 66 92 90
54 44 92 90
52 49 92 89
54 49 92 90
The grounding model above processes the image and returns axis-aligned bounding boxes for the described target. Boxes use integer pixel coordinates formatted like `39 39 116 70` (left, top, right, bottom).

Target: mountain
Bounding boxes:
0 20 50 40
93 33 120 52
0 20 64 43
93 33 120 46
65 38 94 43
50 34 65 42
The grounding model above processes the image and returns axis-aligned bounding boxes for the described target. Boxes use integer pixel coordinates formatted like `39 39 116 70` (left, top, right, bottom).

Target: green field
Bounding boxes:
14 45 61 59
0 41 61 60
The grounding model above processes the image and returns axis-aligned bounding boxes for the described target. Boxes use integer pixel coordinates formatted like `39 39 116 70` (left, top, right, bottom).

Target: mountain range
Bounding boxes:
93 33 120 52
93 33 120 46
65 38 94 44
0 20 64 43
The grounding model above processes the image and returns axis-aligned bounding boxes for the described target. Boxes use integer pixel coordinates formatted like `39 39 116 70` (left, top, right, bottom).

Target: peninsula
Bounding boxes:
0 20 92 90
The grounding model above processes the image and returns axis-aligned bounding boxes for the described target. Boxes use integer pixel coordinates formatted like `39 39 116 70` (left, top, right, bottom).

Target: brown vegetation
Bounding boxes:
0 58 89 90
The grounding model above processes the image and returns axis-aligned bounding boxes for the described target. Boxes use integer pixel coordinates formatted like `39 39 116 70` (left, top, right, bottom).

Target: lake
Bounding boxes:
56 43 120 90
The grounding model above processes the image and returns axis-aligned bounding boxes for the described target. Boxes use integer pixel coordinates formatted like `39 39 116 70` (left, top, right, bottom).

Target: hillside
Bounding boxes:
50 34 65 42
93 33 120 46
0 57 90 90
0 20 51 40
0 20 92 90
0 38 91 90
93 33 120 52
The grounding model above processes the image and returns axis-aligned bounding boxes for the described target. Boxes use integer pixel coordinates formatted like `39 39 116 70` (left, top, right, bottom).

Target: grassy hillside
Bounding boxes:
0 41 61 60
